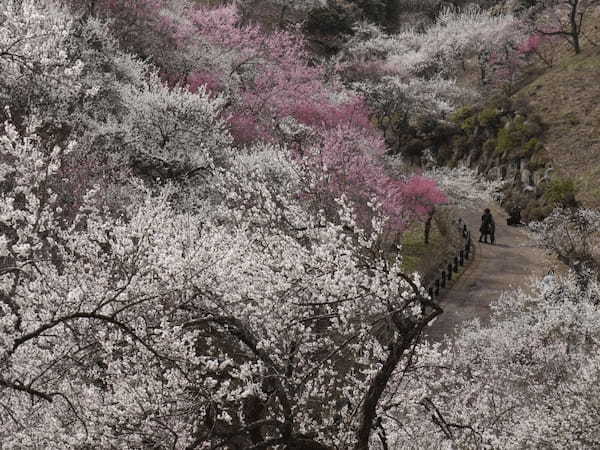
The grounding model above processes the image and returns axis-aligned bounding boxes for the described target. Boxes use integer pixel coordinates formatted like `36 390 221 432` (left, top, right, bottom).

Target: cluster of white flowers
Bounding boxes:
354 75 476 121
529 207 600 270
0 111 431 448
341 6 522 119
424 165 506 205
119 72 231 169
377 271 600 449
0 0 85 114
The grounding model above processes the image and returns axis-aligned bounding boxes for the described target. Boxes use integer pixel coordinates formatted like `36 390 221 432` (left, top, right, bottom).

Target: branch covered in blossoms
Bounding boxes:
0 120 440 448
375 270 600 448
529 207 600 274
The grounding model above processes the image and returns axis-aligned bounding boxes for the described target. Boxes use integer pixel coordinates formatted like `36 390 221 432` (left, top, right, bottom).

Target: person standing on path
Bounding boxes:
479 208 494 244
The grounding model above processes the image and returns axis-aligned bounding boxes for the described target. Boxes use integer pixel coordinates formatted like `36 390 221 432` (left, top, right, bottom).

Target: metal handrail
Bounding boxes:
427 222 472 301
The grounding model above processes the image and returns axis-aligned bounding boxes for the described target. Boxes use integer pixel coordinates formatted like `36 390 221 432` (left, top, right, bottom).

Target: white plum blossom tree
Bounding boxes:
0 120 440 448
0 0 84 123
529 207 600 275
372 270 600 449
118 73 232 176
340 7 523 120
424 165 506 205
353 75 476 124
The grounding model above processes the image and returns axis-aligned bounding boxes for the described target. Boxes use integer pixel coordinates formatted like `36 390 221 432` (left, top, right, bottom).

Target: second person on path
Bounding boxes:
479 208 494 244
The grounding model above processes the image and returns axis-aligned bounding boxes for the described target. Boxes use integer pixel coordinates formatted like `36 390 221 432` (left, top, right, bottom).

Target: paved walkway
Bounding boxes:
425 205 552 342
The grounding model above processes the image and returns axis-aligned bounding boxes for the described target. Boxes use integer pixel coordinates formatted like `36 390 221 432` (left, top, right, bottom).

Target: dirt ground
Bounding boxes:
424 204 553 342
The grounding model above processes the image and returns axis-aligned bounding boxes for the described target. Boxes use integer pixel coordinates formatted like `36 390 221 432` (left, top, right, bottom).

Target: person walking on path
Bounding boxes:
479 208 494 244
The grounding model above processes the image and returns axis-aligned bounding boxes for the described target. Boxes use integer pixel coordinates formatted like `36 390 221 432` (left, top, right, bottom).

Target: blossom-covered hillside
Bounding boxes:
1 0 599 448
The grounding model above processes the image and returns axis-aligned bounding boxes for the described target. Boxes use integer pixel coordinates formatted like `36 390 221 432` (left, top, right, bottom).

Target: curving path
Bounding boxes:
425 205 552 342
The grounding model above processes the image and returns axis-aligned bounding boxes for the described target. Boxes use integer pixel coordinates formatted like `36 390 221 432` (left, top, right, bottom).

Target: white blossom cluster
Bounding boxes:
118 73 231 169
0 0 84 120
341 6 522 119
354 75 476 121
375 270 600 449
529 207 600 270
0 1 441 446
0 119 432 447
424 165 506 205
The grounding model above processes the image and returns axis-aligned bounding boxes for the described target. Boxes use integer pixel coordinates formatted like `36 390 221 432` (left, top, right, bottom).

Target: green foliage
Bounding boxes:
487 92 513 112
500 173 576 223
523 203 554 222
502 189 529 212
512 115 527 131
460 115 478 133
477 107 501 128
502 187 544 223
543 177 579 207
399 227 429 274
523 138 543 156
449 134 468 154
451 105 505 138
305 6 354 36
399 210 459 277
495 115 544 157
529 151 548 170
450 106 474 124
441 97 546 187
495 126 519 155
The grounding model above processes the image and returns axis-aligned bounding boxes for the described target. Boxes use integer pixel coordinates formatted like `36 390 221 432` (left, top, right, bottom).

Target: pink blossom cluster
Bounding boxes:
96 1 447 229
187 5 446 227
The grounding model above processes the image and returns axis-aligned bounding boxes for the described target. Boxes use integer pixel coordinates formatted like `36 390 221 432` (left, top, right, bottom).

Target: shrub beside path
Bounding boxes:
425 204 552 341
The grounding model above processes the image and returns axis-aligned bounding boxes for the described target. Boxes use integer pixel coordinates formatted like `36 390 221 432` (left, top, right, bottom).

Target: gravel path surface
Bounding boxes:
424 204 551 342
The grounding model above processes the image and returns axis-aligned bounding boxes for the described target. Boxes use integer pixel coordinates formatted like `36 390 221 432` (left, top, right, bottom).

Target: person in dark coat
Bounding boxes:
479 208 494 243
507 206 521 226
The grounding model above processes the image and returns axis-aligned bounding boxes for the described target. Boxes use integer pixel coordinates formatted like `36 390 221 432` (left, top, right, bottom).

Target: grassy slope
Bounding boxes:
397 208 465 282
516 20 600 208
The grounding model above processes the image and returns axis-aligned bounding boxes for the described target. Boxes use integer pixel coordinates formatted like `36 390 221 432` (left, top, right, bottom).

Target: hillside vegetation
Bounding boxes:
1 1 599 448
518 26 600 207
384 3 600 221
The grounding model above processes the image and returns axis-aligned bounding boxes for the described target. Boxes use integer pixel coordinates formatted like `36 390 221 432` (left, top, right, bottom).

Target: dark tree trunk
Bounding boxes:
569 0 582 54
354 299 442 450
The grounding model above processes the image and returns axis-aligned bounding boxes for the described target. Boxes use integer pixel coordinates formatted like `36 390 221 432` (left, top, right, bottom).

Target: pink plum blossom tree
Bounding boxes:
38 0 447 232
185 4 447 229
